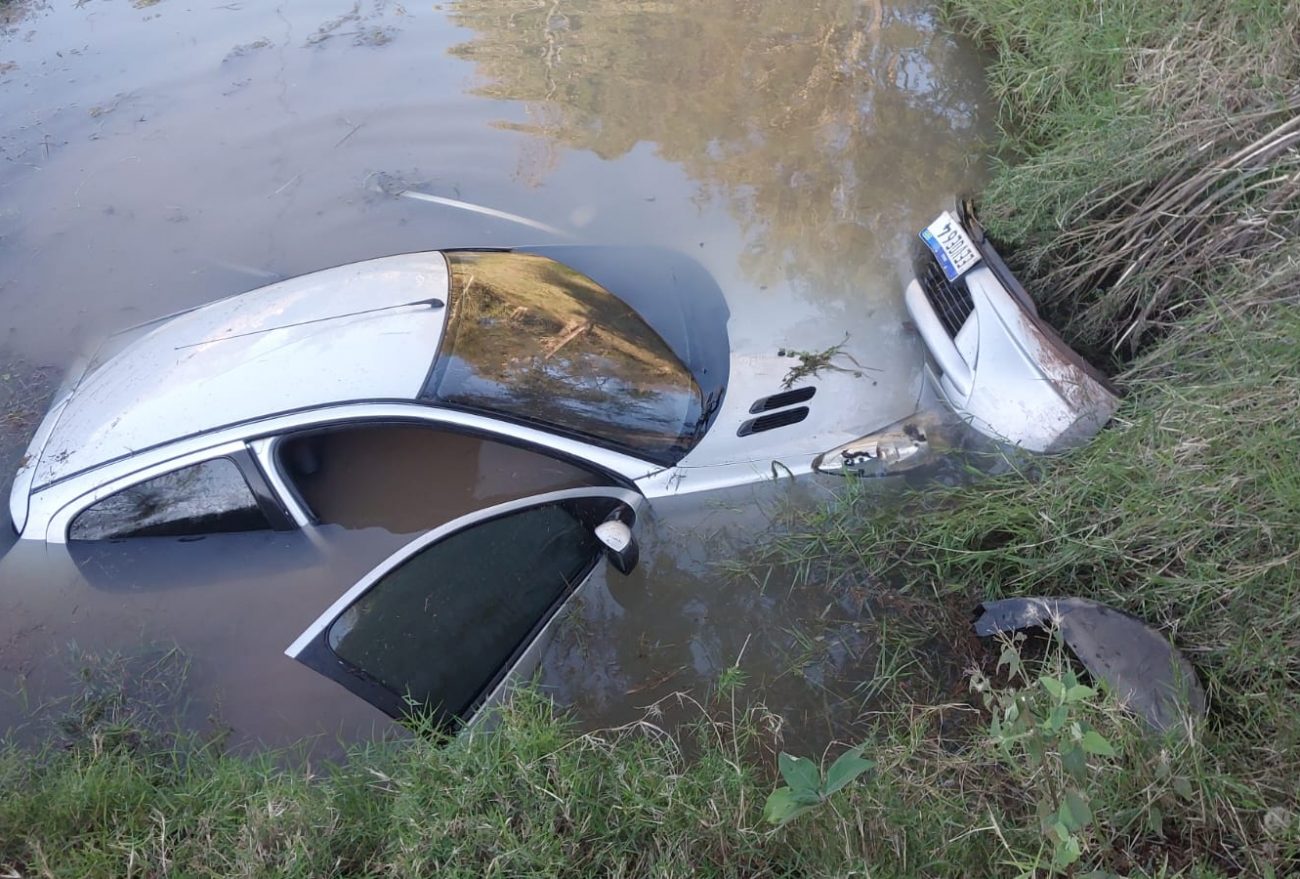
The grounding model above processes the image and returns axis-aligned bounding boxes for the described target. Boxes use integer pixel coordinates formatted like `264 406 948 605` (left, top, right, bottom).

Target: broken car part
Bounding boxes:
905 202 1121 453
973 596 1207 732
813 408 949 478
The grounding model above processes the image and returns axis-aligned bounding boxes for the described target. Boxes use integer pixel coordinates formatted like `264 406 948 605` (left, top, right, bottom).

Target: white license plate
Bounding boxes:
920 211 982 282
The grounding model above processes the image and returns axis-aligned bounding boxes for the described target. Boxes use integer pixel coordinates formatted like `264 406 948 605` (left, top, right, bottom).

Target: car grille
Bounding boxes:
919 257 973 337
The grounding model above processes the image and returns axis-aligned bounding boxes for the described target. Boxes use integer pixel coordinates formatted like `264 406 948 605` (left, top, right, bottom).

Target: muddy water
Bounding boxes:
0 0 989 751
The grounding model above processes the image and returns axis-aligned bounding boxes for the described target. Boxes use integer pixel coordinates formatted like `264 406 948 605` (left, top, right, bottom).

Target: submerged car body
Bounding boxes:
3 214 1119 727
10 248 715 541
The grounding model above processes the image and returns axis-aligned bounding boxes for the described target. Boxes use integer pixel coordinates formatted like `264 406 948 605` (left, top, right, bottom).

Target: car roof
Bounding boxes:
31 253 450 489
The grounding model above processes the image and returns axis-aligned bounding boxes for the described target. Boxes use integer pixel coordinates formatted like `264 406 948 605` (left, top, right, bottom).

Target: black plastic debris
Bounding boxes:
973 597 1206 733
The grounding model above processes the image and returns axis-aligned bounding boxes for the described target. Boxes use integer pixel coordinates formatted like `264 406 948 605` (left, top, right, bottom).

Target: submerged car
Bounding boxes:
4 213 1117 728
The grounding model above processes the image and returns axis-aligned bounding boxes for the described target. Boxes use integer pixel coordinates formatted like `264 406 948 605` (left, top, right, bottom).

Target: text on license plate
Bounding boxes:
919 211 982 282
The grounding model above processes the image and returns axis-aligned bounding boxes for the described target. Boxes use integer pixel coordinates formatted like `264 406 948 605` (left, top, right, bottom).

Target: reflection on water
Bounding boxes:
450 0 986 296
536 468 984 753
0 0 989 751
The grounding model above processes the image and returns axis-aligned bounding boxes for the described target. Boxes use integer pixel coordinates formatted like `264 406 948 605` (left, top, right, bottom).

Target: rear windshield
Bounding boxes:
423 250 706 465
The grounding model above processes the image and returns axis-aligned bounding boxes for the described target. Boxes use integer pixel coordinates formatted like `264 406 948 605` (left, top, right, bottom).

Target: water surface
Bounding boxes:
0 0 989 751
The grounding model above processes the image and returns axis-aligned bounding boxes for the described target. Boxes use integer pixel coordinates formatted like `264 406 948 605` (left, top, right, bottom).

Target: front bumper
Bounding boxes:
812 203 1119 479
902 204 1119 454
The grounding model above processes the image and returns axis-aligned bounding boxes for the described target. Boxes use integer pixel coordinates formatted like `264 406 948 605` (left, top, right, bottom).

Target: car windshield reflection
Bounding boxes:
424 251 707 464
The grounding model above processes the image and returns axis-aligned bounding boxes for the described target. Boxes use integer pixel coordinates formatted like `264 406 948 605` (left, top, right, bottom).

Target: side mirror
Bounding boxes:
594 518 639 575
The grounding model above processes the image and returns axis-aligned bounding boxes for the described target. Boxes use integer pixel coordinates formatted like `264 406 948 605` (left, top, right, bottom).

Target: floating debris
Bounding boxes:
778 333 878 390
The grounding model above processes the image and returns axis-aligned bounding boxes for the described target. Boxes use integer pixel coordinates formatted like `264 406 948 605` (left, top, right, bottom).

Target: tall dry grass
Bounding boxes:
954 0 1300 359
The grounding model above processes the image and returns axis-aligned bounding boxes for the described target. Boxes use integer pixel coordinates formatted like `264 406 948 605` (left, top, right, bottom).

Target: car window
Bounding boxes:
276 422 606 534
69 458 270 541
326 502 602 724
424 250 708 466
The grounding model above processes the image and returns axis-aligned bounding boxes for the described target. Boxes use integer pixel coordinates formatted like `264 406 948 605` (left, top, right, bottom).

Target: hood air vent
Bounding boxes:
749 386 815 414
737 406 810 437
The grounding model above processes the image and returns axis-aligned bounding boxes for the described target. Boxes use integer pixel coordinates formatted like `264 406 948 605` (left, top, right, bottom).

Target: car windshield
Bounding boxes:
423 250 707 464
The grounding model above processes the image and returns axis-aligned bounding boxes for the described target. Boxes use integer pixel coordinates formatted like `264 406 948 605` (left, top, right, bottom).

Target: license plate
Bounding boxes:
920 211 982 282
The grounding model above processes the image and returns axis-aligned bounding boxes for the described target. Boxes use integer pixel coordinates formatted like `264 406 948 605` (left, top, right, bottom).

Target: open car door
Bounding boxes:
285 487 642 727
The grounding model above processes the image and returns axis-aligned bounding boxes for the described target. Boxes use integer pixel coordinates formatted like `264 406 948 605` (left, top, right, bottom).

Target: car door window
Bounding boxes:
69 458 270 541
313 501 604 724
276 422 607 534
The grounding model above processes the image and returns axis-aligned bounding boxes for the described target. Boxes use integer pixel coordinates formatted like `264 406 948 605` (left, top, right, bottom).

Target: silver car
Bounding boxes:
4 213 1117 727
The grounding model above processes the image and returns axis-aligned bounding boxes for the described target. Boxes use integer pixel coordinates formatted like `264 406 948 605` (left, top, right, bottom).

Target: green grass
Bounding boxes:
5 0 1300 875
6 644 1279 877
757 285 1300 873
